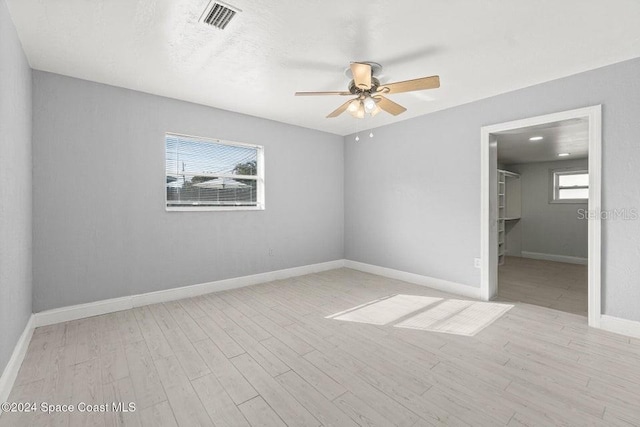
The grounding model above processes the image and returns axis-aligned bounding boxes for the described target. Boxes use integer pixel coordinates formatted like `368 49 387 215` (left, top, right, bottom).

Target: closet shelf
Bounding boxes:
497 169 522 266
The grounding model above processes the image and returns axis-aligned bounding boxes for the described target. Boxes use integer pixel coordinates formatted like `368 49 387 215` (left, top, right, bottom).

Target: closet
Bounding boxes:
498 169 521 265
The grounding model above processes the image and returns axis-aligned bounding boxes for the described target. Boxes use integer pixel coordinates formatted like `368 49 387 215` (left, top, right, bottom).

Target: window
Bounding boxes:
550 168 588 203
165 133 264 210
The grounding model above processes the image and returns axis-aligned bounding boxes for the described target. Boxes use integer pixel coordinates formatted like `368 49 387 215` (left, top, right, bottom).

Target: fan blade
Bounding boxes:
350 62 372 90
375 96 407 116
376 75 440 94
326 99 355 118
295 91 352 96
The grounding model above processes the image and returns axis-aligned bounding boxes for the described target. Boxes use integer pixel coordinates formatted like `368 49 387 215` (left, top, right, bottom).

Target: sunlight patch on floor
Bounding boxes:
325 294 442 325
395 300 513 336
327 295 513 336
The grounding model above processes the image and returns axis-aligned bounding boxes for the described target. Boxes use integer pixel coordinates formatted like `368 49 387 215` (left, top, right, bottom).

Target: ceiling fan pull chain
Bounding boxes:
366 113 373 139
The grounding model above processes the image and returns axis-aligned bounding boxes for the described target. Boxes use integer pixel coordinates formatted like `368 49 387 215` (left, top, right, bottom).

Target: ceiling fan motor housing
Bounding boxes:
349 77 380 95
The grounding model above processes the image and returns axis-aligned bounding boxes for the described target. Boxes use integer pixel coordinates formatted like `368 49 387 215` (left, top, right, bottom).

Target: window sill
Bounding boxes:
166 205 265 212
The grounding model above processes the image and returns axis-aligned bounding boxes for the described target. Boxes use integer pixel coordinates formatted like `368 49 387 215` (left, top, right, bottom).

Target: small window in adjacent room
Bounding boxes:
165 133 264 211
550 169 589 203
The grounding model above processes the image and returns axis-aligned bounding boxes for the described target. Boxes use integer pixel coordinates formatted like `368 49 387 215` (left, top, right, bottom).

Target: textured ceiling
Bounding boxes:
497 119 589 164
6 0 640 135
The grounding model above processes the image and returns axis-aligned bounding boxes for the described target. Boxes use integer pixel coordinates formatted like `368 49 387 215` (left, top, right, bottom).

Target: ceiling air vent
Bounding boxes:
200 1 241 30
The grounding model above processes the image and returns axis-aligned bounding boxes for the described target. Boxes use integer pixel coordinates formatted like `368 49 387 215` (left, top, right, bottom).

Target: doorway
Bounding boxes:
480 106 602 327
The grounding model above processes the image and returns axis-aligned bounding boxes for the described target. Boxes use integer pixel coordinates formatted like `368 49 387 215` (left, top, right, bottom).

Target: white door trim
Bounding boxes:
480 105 602 328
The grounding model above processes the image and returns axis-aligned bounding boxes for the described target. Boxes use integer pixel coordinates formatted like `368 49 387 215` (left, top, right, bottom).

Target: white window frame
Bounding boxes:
165 132 265 212
549 167 589 204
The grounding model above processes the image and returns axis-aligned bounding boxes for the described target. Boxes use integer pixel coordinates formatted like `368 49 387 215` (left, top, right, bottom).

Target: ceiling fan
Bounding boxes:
295 62 440 119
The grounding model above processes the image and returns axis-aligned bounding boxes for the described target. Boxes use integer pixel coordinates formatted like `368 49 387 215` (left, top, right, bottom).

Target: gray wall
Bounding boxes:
345 57 640 322
32 71 344 312
0 0 32 375
503 159 588 259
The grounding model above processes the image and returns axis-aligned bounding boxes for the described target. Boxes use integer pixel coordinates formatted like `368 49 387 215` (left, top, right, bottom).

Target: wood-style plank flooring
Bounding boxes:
498 256 588 316
2 268 639 426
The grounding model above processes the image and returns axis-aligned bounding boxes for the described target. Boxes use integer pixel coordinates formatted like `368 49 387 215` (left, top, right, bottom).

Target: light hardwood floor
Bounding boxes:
497 256 588 316
2 268 639 426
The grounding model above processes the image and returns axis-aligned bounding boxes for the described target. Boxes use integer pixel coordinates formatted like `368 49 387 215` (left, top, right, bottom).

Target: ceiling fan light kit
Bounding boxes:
295 61 440 119
363 96 376 112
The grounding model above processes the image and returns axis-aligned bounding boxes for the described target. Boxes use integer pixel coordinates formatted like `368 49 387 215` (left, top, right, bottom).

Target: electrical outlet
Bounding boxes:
474 258 481 268
268 248 274 257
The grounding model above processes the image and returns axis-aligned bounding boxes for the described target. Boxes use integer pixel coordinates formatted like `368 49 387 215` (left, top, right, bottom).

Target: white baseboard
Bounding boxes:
521 251 588 265
0 315 35 403
34 259 346 327
599 314 640 339
35 259 481 328
344 260 482 299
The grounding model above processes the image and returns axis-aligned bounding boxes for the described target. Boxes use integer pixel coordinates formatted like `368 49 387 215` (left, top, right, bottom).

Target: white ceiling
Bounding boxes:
6 0 640 135
497 118 589 164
